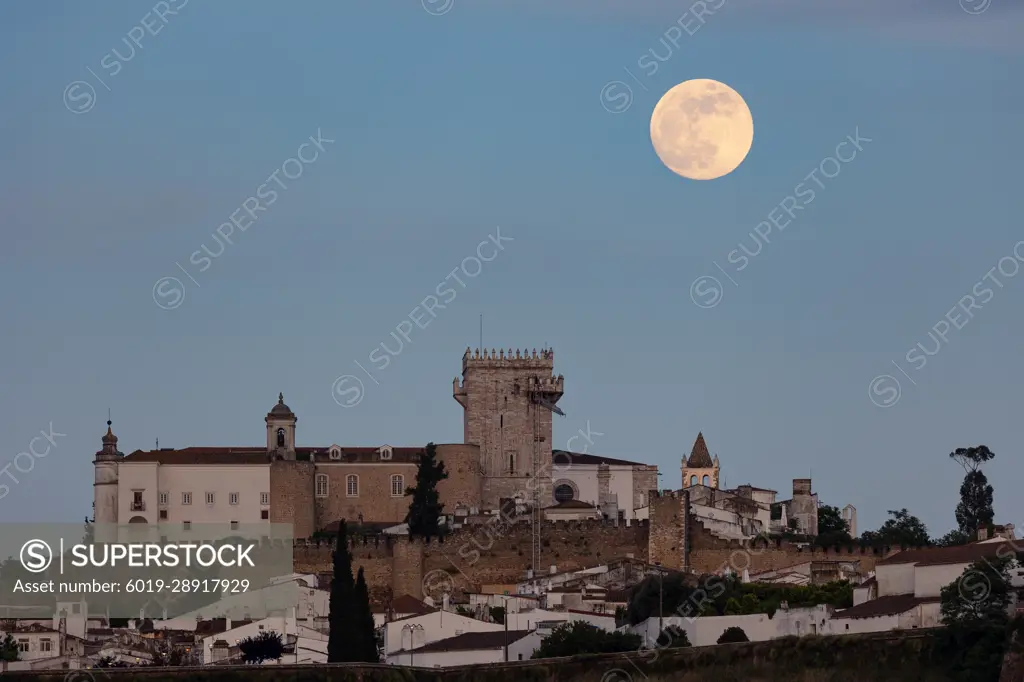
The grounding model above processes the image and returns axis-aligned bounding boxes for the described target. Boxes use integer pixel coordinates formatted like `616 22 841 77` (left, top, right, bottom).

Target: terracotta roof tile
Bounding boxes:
401 630 532 653
551 450 651 467
834 595 939 619
123 446 428 465
879 540 1018 567
545 500 599 510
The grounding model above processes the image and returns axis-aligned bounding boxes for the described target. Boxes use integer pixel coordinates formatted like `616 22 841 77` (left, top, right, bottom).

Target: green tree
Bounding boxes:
1 633 19 662
933 529 971 547
404 442 449 543
354 567 379 662
238 631 284 664
864 509 930 547
950 446 996 540
489 606 506 625
625 572 694 625
328 520 356 662
940 556 1013 625
717 626 749 643
816 505 852 546
654 625 690 648
532 621 642 658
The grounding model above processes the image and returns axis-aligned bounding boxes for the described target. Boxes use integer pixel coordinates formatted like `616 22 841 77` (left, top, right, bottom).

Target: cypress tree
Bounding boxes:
327 519 355 662
404 442 449 543
354 567 378 661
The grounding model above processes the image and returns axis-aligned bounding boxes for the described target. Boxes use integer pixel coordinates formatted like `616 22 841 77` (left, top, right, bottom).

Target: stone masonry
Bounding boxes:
453 348 563 510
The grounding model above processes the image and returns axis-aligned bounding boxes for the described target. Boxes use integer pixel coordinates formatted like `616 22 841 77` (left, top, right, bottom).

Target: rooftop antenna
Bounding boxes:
479 314 483 351
156 438 159 449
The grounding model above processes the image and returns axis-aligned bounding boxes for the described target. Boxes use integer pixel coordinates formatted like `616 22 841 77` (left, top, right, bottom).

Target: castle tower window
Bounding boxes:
315 474 329 498
390 474 405 497
277 428 286 448
702 475 710 486
346 475 359 497
689 475 697 487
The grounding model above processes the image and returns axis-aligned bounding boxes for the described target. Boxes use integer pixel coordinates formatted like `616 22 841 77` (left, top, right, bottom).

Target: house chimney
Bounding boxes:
978 525 989 541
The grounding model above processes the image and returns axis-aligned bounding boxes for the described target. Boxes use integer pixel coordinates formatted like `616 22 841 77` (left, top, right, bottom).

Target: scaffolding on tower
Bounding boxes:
528 371 565 579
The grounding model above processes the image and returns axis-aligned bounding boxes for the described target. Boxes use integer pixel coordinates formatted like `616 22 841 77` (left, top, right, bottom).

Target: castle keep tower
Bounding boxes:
454 348 564 510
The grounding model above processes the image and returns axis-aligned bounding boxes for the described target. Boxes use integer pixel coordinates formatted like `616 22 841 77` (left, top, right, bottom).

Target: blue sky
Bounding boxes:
1 0 1022 538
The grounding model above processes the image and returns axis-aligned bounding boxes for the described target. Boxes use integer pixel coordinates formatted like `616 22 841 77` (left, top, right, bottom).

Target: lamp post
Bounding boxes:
402 623 424 666
497 594 513 662
655 561 663 637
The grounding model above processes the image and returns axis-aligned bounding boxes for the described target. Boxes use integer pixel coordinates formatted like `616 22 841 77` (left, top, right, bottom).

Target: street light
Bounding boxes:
496 594 514 662
654 561 663 637
402 623 424 666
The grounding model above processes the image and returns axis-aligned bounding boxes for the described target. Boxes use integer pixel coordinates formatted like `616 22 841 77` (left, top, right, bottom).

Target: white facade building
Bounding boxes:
827 538 1021 635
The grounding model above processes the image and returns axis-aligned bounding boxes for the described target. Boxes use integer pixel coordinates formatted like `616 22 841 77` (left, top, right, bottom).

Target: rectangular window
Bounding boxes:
229 492 239 506
346 476 358 497
230 521 239 530
260 492 270 506
183 521 191 531
205 492 215 505
40 639 52 652
182 492 192 506
315 475 329 498
17 639 28 653
159 510 168 520
391 475 404 497
261 510 269 520
159 492 169 506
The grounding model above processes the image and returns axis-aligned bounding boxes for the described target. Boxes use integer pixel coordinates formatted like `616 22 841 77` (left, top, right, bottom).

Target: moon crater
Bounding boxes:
650 79 754 181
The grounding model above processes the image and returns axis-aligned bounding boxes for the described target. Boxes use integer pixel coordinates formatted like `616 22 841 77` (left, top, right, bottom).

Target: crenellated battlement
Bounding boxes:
461 347 556 372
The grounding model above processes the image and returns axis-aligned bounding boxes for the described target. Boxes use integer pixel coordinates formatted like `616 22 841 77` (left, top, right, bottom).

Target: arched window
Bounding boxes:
508 454 515 473
689 475 698 487
277 428 286 447
315 474 328 498
346 475 358 497
702 475 710 486
554 484 575 503
391 474 405 497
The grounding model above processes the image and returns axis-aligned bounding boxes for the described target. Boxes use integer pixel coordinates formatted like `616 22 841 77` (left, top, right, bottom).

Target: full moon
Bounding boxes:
649 79 754 181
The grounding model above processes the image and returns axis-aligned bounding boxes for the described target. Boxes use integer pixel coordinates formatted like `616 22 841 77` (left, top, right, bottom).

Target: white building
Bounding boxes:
548 450 659 521
827 538 1021 634
503 607 616 632
386 629 533 667
383 609 503 657
630 604 832 647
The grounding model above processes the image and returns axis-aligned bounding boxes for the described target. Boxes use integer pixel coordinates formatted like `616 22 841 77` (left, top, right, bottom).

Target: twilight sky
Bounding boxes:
1 0 1022 537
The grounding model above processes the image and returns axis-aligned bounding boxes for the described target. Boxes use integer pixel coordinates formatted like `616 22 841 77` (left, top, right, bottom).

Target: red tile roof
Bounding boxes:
377 594 437 618
545 500 599 510
400 629 532 653
834 595 939 619
123 446 428 465
879 540 1017 567
551 450 650 467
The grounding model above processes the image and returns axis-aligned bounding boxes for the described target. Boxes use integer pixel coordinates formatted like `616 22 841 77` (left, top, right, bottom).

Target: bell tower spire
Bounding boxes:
93 416 123 541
